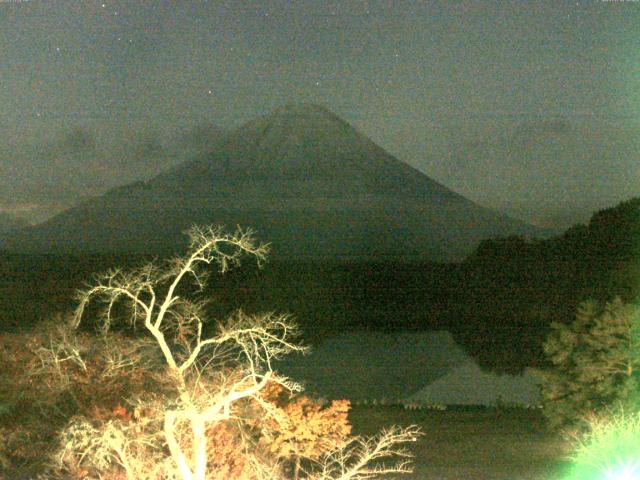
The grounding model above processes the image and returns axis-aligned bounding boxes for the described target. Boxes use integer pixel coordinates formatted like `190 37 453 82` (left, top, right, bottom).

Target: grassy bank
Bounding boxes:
348 405 573 480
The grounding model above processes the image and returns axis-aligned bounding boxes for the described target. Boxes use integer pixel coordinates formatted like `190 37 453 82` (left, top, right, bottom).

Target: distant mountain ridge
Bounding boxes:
1 104 541 261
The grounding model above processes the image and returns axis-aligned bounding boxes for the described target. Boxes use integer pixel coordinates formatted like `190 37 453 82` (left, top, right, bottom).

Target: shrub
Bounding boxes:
0 318 173 477
534 297 640 431
0 325 70 475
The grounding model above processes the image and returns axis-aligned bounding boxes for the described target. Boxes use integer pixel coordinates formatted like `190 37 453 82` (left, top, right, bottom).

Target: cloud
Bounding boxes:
0 120 225 224
410 116 640 228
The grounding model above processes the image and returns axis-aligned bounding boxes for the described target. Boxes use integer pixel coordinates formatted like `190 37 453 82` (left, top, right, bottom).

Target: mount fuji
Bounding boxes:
2 104 539 261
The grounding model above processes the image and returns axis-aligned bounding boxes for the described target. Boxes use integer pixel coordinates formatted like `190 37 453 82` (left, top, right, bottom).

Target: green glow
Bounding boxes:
604 462 640 480
563 410 640 480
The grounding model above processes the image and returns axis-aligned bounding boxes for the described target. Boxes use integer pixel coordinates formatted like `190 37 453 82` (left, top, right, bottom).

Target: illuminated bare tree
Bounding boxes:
41 225 421 480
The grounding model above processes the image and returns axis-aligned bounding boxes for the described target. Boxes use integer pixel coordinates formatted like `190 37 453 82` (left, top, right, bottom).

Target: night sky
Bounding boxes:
1 0 638 228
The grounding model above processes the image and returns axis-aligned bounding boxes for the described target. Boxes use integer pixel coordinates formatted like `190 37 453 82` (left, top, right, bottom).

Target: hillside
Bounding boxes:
1 104 539 261
0 212 28 235
446 196 640 372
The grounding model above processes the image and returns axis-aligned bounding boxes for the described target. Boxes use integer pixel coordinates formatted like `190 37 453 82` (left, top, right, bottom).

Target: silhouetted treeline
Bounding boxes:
1 197 637 374
453 197 640 373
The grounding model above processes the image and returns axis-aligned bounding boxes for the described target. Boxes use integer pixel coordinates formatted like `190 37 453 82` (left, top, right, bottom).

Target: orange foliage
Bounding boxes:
1 328 353 479
205 421 257 480
174 380 352 479
257 381 352 464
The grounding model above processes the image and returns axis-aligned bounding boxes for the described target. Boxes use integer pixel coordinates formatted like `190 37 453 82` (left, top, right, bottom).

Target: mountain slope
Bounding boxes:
0 212 29 236
427 117 640 229
2 104 540 261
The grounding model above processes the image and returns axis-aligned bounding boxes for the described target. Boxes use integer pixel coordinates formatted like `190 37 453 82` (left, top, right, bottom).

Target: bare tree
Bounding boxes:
40 225 421 480
308 425 423 480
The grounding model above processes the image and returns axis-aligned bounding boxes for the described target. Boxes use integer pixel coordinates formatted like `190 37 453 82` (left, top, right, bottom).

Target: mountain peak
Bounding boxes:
157 103 481 202
272 102 335 116
250 102 350 134
2 104 538 260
